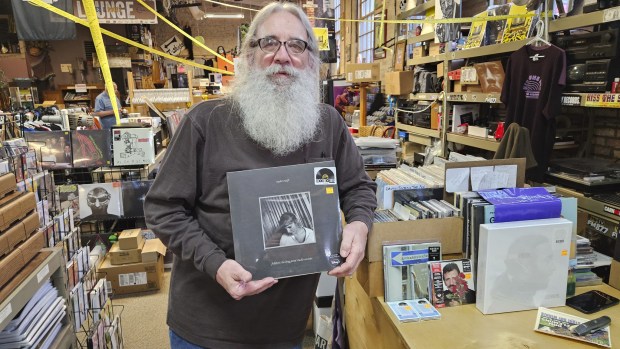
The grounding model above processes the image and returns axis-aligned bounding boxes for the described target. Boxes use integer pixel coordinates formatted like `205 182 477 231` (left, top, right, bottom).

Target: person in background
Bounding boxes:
278 212 316 247
93 82 125 129
144 2 377 348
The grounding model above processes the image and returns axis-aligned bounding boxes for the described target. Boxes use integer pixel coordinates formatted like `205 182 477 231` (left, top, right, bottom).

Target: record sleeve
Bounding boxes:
428 259 476 308
227 161 343 279
112 128 155 166
57 184 80 218
78 183 122 221
24 131 72 169
383 242 441 302
121 180 153 218
72 130 112 168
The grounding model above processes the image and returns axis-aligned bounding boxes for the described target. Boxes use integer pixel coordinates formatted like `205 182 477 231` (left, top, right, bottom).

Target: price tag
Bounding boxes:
36 264 50 283
485 97 497 104
0 304 11 324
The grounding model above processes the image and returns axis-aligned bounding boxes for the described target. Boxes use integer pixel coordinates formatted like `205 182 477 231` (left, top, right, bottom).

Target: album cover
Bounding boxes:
121 180 153 218
501 3 535 43
227 161 343 279
57 184 80 218
434 0 461 43
78 183 123 221
112 128 155 166
464 11 487 49
383 241 441 302
72 130 112 168
24 131 73 169
428 259 476 308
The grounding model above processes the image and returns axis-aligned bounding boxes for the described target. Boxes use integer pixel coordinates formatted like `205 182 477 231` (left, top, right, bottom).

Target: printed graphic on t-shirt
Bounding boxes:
523 75 542 99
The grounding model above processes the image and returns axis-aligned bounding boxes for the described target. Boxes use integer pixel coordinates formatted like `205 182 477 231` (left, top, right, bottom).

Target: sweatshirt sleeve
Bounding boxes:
144 113 227 279
331 109 378 232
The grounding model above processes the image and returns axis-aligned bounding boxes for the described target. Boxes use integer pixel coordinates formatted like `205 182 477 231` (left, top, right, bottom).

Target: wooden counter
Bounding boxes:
346 277 620 349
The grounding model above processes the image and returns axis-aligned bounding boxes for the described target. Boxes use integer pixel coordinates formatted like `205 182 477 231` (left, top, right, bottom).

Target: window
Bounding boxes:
358 0 375 63
334 0 341 69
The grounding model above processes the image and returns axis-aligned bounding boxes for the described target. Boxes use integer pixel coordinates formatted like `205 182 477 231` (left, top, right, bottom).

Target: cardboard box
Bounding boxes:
429 43 441 56
0 230 45 289
140 238 167 264
413 46 425 58
437 62 444 77
468 126 489 138
98 255 164 295
118 229 145 250
0 210 40 257
385 71 414 95
109 241 144 265
610 259 620 290
0 192 36 232
357 217 463 298
476 218 571 314
452 81 463 92
346 63 381 83
430 103 440 130
0 173 16 198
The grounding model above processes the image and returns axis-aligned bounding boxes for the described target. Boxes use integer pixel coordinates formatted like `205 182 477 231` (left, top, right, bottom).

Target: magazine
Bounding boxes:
534 307 611 348
428 259 475 308
227 161 343 279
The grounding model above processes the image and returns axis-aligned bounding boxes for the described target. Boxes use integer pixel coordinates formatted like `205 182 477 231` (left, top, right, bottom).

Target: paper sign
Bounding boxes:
494 165 518 188
470 166 494 191
445 168 470 193
161 35 184 56
313 27 329 51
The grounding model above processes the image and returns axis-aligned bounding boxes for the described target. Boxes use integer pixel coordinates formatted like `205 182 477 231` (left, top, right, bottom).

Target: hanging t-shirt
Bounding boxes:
500 44 566 182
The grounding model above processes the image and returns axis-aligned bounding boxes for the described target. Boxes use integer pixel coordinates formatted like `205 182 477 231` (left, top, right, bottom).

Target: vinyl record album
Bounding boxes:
121 180 153 218
78 182 122 221
72 130 112 168
24 131 73 169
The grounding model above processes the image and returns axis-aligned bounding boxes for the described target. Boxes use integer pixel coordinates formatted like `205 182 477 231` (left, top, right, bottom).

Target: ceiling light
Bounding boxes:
203 13 244 19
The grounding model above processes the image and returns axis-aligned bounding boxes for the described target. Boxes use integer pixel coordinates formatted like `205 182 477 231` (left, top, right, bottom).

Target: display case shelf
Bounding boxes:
446 133 499 152
396 122 440 138
398 1 434 19
407 53 445 66
549 6 620 32
450 40 528 60
408 92 443 101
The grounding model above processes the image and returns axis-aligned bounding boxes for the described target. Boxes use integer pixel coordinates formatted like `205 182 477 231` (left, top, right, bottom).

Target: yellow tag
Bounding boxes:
326 187 334 194
464 273 471 279
561 249 568 256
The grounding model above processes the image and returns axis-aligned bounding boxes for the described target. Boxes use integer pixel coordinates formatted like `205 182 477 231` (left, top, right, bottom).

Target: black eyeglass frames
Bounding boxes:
255 37 309 55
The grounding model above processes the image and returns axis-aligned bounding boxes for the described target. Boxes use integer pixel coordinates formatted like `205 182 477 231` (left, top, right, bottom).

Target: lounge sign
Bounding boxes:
73 0 158 24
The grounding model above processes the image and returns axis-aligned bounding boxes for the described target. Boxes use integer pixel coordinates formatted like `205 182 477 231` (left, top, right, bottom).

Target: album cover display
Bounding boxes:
428 259 476 308
112 128 155 166
121 180 153 218
57 184 80 218
78 183 122 221
72 130 112 168
383 242 441 302
227 161 343 279
24 131 73 169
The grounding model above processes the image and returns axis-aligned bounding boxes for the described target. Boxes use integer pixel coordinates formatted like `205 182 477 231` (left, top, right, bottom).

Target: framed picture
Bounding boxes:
394 40 406 71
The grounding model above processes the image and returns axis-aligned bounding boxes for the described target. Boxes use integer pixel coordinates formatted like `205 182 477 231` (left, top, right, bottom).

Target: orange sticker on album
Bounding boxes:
464 273 471 279
326 187 334 194
561 250 568 256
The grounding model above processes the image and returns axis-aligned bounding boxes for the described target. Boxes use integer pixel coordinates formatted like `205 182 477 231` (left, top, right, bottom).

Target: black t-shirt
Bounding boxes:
501 45 566 181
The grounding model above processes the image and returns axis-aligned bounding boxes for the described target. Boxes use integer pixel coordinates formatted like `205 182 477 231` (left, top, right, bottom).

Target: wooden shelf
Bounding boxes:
396 122 440 138
450 40 528 60
398 1 434 19
407 53 445 66
553 143 579 150
446 133 500 152
446 93 501 104
407 32 434 45
408 92 443 101
64 98 91 102
550 6 620 32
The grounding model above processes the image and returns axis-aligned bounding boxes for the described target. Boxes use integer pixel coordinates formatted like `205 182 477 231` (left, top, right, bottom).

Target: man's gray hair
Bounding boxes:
239 2 321 68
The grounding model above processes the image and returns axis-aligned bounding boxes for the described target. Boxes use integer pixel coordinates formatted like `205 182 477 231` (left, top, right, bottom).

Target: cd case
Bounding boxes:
386 299 441 322
227 161 343 279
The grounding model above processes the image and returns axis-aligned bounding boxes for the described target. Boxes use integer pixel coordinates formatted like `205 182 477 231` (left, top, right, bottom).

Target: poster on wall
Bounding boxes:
161 35 184 56
73 0 158 24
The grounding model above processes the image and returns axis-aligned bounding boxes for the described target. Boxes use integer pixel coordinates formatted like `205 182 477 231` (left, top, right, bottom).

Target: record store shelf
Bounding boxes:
446 133 500 152
407 53 445 66
398 0 435 19
0 248 64 331
396 123 441 138
446 93 502 104
407 32 434 45
549 6 620 32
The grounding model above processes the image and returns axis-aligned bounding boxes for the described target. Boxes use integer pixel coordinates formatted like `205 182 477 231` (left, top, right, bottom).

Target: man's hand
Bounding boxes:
328 221 368 277
215 259 278 300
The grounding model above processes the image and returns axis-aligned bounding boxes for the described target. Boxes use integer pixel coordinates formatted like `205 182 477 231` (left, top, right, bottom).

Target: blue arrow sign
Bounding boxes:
390 250 429 266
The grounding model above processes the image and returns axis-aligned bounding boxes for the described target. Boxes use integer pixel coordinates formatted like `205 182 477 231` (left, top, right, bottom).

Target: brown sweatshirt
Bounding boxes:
144 98 377 348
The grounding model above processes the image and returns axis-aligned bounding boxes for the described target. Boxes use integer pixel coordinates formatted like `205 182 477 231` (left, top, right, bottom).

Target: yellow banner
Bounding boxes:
584 94 620 108
313 28 329 51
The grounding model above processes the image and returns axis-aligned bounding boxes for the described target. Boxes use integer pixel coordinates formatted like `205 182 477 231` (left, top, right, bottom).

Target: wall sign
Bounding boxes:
73 0 158 24
161 35 184 56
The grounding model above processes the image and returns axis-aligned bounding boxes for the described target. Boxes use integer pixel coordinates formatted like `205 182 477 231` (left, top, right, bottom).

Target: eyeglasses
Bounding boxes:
255 37 309 55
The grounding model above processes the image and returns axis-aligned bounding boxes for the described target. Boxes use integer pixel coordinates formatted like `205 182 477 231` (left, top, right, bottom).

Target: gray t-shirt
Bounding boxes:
144 98 377 348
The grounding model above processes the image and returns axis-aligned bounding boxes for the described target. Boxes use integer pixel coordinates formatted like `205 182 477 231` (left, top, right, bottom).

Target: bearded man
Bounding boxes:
144 2 377 348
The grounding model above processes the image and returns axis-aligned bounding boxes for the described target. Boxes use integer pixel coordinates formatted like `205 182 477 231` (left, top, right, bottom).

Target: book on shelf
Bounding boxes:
227 161 343 279
534 307 611 348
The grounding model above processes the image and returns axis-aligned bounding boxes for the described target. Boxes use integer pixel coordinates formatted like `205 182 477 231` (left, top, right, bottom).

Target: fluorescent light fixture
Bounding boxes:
203 13 244 19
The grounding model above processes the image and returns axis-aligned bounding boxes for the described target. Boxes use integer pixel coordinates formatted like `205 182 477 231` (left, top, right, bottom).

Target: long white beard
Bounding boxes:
232 61 321 156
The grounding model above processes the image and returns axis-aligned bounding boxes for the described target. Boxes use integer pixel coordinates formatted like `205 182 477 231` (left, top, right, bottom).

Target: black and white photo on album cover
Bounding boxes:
227 161 343 279
24 131 73 169
260 192 316 249
78 182 122 221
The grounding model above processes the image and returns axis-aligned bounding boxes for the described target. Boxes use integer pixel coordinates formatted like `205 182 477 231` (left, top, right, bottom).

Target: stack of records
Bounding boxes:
574 235 605 287
354 137 399 168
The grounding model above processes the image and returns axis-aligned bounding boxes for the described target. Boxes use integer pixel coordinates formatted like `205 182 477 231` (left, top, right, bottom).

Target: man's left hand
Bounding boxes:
328 221 368 278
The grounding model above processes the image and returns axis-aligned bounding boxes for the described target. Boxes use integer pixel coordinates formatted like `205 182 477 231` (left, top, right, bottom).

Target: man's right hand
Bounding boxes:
215 259 278 300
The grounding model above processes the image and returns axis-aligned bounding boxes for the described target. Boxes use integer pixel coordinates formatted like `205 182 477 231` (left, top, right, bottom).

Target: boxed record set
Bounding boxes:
383 241 441 302
227 161 343 279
